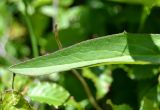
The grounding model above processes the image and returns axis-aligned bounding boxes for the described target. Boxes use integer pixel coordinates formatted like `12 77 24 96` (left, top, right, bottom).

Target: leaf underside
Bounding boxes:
9 32 160 76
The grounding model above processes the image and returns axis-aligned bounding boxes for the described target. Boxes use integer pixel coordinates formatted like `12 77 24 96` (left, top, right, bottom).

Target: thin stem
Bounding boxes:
53 25 102 110
23 2 39 57
71 70 102 110
12 73 16 90
0 92 2 103
54 24 63 49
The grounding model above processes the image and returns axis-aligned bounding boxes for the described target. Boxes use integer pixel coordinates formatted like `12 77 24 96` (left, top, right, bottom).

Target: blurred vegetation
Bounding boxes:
0 0 160 110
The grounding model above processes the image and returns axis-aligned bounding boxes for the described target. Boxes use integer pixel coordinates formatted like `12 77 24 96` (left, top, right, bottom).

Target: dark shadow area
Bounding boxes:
107 68 138 110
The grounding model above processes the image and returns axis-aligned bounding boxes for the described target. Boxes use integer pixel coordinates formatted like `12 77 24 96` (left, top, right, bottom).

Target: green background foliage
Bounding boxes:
0 0 160 110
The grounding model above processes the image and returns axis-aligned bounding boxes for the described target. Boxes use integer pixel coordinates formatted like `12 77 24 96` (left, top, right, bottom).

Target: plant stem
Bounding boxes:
54 24 62 49
71 69 102 110
24 3 39 57
12 73 16 90
53 25 102 110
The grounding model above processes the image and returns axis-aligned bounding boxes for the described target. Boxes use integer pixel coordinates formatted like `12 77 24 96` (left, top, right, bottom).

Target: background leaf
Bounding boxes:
127 65 159 80
140 97 159 110
1 90 33 110
82 67 112 99
108 0 160 7
158 75 160 106
28 82 70 107
107 100 133 110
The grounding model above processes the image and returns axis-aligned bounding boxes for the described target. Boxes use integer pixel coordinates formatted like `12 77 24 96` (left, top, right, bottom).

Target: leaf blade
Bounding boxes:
9 33 160 75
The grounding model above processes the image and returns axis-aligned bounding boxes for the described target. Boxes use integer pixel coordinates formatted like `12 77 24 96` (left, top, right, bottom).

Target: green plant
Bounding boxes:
7 32 159 110
0 0 160 110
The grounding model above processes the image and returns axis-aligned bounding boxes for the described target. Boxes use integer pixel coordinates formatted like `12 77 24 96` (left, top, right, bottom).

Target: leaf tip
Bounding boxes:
123 30 128 34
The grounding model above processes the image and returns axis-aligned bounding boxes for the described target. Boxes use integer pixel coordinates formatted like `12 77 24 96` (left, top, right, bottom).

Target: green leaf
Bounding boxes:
140 97 159 110
108 0 160 7
64 97 84 110
1 90 33 110
82 68 112 99
28 82 70 107
59 0 74 7
9 32 160 76
158 75 160 106
107 100 133 110
127 65 159 80
137 79 159 110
